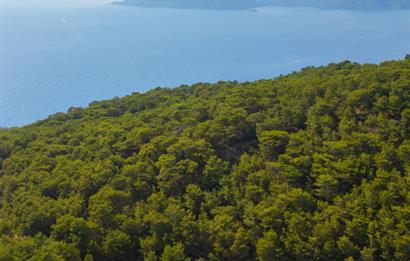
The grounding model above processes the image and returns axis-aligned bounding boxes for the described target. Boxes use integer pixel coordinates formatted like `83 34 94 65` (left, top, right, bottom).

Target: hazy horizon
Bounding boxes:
2 0 410 127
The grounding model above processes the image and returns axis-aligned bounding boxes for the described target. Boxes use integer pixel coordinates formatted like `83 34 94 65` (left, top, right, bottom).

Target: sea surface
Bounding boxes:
2 0 410 126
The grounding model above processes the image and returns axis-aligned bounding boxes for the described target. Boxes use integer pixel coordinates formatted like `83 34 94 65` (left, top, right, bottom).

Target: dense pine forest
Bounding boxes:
1 56 410 260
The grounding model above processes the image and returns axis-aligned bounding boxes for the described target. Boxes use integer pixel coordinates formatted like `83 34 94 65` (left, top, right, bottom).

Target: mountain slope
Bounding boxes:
1 56 410 260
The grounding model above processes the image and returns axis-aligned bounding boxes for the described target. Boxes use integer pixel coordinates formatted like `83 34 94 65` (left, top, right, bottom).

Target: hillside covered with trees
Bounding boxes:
1 56 410 260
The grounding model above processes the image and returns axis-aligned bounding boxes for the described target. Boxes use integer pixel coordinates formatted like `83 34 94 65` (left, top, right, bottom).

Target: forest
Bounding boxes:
118 0 410 10
0 56 410 260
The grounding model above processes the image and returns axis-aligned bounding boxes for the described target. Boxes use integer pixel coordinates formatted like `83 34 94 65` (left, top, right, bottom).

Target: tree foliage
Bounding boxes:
1 57 410 260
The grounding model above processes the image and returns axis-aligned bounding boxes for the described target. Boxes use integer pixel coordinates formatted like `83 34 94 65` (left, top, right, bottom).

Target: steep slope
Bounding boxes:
1 56 410 260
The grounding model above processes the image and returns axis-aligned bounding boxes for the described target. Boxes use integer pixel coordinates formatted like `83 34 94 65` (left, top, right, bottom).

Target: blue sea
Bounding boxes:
2 0 410 126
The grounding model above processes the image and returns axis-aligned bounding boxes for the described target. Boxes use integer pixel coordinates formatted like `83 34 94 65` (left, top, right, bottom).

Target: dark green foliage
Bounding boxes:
1 57 410 260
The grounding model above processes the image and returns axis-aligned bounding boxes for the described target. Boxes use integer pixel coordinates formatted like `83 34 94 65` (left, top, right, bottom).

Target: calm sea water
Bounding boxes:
2 0 410 127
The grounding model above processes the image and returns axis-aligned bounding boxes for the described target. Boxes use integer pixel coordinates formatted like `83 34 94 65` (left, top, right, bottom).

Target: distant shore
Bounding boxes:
116 0 410 10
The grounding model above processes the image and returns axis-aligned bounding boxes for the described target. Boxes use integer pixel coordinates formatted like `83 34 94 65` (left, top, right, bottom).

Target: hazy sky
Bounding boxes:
3 0 113 9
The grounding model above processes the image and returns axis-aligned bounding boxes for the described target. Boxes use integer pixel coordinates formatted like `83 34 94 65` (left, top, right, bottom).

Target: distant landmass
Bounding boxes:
117 0 410 10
